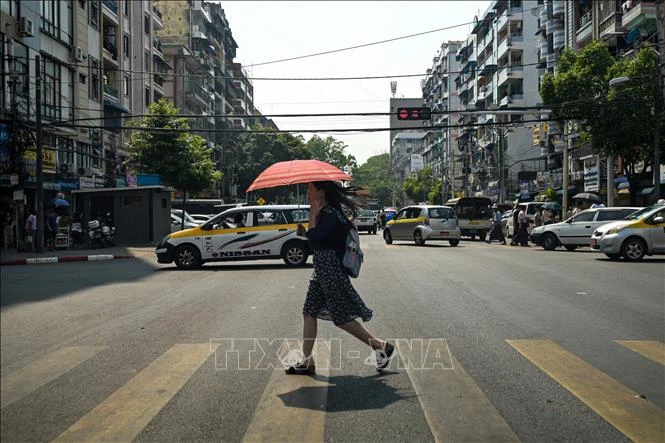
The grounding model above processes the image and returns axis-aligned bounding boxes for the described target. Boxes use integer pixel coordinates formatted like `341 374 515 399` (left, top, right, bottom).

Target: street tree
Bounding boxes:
235 130 311 202
403 166 436 204
127 99 221 229
540 41 664 204
306 135 357 171
351 153 394 206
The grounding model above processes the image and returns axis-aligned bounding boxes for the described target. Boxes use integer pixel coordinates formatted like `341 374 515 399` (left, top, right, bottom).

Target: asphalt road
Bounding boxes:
1 235 663 442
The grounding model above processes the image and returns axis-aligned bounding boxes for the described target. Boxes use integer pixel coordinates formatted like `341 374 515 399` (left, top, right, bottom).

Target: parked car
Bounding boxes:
189 214 212 223
505 202 546 238
170 214 199 233
157 205 311 269
590 204 665 261
354 209 378 234
530 207 640 251
383 205 461 246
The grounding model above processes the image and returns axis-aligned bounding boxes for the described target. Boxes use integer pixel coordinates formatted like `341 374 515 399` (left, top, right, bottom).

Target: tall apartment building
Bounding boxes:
421 41 462 202
451 0 542 200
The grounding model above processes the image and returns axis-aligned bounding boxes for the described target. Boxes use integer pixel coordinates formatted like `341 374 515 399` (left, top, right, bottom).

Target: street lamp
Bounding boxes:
608 76 661 201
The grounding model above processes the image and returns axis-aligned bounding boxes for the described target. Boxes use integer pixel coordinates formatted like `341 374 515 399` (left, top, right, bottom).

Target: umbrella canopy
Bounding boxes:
53 198 70 207
572 192 601 203
246 159 352 192
541 202 562 211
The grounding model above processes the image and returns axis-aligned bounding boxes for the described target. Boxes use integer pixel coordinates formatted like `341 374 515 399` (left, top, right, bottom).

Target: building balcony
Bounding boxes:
152 5 164 31
552 0 565 16
497 35 522 58
600 12 625 40
576 11 593 43
546 53 557 69
153 80 164 97
622 1 657 32
553 28 565 49
192 1 212 23
102 41 119 66
191 24 209 41
496 9 522 34
497 65 523 86
102 0 119 20
546 17 564 35
103 83 119 100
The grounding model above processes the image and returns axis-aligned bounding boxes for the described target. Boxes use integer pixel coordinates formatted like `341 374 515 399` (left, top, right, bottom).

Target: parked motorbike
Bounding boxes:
88 213 116 248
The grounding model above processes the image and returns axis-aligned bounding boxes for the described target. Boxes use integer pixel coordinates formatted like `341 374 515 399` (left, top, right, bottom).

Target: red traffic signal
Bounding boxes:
396 107 431 121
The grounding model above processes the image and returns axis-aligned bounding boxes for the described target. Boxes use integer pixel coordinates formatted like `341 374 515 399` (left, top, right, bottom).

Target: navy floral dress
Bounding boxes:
302 205 373 326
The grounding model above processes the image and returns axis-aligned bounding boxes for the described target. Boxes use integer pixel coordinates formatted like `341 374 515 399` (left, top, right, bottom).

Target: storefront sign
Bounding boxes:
410 154 424 172
584 156 600 192
79 177 94 189
43 148 57 174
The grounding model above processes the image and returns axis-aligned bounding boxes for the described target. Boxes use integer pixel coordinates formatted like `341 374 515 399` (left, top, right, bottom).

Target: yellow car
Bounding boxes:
591 204 665 261
383 205 461 246
156 205 310 269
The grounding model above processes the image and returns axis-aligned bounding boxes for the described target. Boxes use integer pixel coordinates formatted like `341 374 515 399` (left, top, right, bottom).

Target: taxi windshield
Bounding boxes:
624 205 659 220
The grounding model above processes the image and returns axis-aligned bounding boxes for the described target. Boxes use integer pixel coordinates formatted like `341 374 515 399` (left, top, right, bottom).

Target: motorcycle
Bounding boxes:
88 213 116 248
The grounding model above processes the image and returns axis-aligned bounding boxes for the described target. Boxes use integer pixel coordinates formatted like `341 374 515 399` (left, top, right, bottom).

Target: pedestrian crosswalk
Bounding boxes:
1 339 663 442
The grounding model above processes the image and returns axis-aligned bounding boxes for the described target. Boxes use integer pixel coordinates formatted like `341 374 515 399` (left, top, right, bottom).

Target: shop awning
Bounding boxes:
617 181 630 190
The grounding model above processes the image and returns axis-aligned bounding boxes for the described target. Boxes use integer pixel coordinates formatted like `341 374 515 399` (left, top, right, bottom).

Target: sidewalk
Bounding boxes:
0 245 156 266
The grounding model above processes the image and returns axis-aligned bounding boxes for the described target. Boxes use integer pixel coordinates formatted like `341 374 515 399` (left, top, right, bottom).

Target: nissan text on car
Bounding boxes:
156 205 311 269
590 203 665 261
529 207 640 251
383 205 461 246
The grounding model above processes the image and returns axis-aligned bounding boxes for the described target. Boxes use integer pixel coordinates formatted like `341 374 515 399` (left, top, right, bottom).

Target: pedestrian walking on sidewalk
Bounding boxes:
286 181 395 375
2 211 14 251
25 209 36 251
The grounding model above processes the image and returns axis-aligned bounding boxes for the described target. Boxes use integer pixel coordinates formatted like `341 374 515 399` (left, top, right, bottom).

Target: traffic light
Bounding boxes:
396 107 431 121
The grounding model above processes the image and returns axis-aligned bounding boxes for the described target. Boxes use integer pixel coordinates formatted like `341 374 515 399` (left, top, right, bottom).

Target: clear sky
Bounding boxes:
220 1 491 165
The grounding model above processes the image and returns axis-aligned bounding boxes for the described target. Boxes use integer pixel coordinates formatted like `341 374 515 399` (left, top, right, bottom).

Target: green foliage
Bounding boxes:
428 179 442 205
403 166 435 203
540 42 664 203
351 153 395 205
127 99 221 194
306 135 357 170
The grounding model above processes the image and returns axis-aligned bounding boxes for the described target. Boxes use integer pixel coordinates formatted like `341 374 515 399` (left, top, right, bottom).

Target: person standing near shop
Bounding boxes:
25 209 36 251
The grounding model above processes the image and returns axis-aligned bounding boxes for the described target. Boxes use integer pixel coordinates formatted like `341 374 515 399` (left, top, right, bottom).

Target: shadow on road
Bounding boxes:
278 374 416 412
595 257 665 264
0 256 158 308
157 262 314 272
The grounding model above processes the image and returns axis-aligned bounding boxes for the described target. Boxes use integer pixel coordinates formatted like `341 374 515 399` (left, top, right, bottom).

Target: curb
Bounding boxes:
1 255 135 267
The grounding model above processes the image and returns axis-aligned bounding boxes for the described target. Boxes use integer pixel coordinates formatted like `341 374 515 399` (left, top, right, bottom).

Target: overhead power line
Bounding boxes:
243 5 542 67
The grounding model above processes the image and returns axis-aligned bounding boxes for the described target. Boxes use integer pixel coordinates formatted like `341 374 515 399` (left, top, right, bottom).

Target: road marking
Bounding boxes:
1 346 105 409
398 341 520 443
242 340 331 443
507 339 665 443
53 343 217 443
615 340 665 366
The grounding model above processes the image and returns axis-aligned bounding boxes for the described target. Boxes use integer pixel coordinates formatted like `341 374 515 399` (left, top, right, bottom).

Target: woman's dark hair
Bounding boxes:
312 181 363 219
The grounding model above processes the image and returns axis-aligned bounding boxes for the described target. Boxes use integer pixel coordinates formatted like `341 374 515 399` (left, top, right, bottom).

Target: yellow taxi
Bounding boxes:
156 205 310 269
591 203 665 261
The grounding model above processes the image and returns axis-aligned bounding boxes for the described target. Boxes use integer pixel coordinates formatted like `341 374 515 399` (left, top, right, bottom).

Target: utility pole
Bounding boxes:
35 55 44 253
563 121 570 215
655 0 664 198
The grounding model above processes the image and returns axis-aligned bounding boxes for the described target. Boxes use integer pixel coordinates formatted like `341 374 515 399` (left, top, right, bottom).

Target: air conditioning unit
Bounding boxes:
18 17 34 37
77 166 96 177
59 163 76 174
72 47 86 62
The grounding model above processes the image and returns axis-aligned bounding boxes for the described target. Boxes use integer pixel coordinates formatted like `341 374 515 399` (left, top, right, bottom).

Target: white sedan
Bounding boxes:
353 209 378 234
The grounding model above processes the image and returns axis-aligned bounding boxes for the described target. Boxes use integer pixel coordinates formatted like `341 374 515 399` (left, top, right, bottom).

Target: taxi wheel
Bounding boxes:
282 241 308 267
449 239 460 247
621 237 646 261
414 230 425 246
174 244 202 270
384 229 393 244
542 233 558 251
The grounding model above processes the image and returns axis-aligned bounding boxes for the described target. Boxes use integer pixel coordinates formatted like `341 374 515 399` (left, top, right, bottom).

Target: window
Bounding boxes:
76 142 91 168
42 57 62 120
145 87 150 106
88 57 101 102
571 211 595 223
123 34 129 57
144 14 150 34
79 73 86 84
123 75 130 96
252 211 285 227
89 0 99 30
42 0 60 36
597 210 627 222
428 207 455 219
124 0 129 16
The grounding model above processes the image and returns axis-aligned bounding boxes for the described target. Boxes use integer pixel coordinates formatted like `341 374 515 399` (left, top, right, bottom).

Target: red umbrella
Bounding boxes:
246 159 352 192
